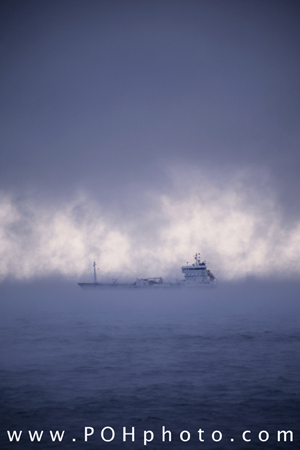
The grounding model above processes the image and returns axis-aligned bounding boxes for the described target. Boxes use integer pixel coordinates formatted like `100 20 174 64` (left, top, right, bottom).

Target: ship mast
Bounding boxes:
194 253 201 265
93 261 97 283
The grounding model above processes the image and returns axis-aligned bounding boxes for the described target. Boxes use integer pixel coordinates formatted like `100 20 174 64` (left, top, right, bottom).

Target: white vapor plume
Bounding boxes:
0 166 300 281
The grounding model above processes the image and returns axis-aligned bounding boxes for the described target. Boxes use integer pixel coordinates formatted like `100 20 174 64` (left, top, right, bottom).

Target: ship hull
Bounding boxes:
78 282 216 290
78 283 135 289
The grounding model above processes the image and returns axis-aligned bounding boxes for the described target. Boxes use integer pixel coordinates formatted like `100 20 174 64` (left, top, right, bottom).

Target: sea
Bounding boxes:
0 280 299 449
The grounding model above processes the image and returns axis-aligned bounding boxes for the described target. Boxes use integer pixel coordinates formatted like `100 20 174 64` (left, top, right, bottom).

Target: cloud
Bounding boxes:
0 165 300 282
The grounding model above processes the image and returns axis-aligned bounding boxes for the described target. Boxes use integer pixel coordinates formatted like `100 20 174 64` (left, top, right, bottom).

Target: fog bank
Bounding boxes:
1 166 300 282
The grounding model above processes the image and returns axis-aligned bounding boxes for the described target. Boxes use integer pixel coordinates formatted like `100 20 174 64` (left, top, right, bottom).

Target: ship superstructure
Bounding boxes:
78 253 216 289
181 253 216 286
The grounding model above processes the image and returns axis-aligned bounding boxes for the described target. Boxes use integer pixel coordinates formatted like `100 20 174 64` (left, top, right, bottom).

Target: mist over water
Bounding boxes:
1 166 300 282
0 281 299 449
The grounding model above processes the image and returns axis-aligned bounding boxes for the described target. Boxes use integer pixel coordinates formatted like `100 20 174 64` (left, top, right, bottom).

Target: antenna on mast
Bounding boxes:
93 261 97 283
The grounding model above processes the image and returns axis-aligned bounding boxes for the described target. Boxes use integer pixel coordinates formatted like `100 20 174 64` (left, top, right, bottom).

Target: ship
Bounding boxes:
78 253 216 289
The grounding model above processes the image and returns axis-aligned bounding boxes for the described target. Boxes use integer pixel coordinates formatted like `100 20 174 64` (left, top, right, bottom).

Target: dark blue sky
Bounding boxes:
0 0 300 280
1 1 299 198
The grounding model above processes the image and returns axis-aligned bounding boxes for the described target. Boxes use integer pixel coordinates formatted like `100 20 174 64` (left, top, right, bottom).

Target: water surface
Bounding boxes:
0 281 299 449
